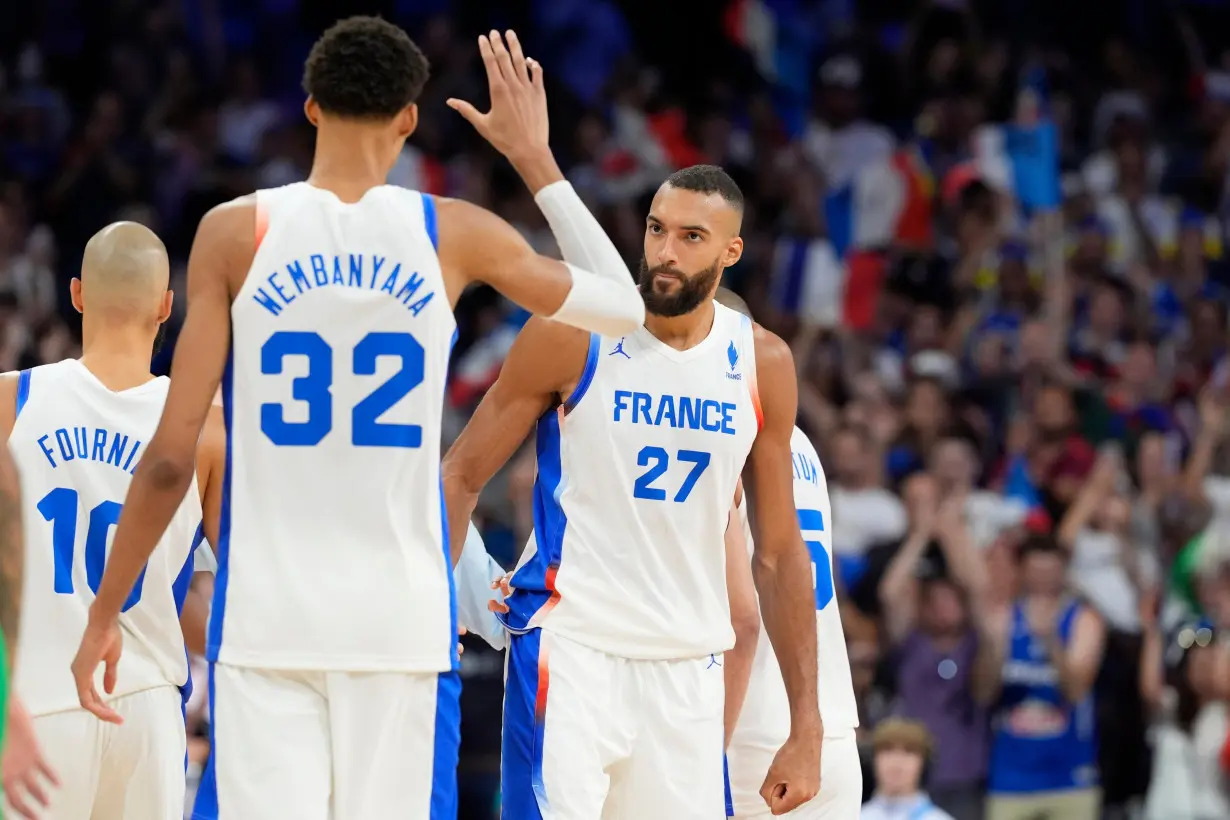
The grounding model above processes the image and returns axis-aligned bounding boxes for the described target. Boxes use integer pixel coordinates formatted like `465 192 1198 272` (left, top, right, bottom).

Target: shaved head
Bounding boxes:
78 222 170 322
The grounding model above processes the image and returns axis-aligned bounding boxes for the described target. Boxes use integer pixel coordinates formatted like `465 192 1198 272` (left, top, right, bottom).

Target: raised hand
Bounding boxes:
448 31 548 165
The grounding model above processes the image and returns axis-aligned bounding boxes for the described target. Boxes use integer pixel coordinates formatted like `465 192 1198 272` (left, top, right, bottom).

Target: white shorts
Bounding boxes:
193 663 460 820
27 686 186 820
502 630 725 820
726 733 863 819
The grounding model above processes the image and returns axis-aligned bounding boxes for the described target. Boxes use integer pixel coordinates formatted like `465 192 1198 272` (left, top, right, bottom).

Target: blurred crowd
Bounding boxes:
4 0 1230 818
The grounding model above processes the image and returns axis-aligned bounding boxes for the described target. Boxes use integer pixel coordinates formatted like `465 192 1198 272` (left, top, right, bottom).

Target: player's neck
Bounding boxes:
643 299 716 352
78 325 155 391
307 127 397 203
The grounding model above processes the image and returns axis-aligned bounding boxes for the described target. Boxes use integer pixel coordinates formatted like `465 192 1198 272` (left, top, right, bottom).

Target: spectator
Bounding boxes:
829 424 907 588
979 535 1106 820
878 478 992 820
860 718 956 820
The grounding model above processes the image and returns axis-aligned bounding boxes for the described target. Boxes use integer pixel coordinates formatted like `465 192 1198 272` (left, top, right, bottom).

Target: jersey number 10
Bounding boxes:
260 330 424 447
38 487 146 612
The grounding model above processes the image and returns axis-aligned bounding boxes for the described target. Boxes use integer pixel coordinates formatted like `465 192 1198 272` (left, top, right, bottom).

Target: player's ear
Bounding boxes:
69 278 84 315
157 290 174 324
397 103 419 139
303 97 321 127
724 236 744 268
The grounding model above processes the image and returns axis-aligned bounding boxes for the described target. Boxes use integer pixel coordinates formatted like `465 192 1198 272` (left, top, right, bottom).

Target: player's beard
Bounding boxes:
637 257 722 317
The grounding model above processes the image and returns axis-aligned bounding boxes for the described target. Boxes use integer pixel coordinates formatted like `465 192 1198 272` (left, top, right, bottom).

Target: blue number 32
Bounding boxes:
632 447 711 502
38 488 146 612
260 331 425 448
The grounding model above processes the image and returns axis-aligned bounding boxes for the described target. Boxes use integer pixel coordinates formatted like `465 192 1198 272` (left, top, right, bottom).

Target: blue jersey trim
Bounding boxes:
723 753 734 816
206 350 235 660
501 630 549 819
505 411 568 628
191 663 219 819
431 671 462 819
172 523 205 707
562 334 600 414
15 368 31 418
422 193 439 250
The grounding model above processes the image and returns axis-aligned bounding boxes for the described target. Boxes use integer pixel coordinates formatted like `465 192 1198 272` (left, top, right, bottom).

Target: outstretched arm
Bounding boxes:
441 316 589 565
744 327 821 812
91 200 249 623
442 31 643 337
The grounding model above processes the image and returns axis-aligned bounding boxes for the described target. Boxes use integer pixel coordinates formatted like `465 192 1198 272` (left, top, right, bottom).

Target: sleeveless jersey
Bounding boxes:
729 427 859 771
988 599 1098 793
214 183 457 672
505 303 759 658
9 361 203 717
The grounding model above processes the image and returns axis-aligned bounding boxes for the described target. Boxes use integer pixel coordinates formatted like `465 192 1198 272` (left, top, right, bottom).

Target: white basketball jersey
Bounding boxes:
507 303 759 659
730 426 859 754
214 183 456 672
10 360 203 717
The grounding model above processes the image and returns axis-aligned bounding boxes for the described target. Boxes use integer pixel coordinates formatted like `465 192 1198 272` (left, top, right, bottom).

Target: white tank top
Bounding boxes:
214 183 456 672
730 427 859 761
10 360 203 717
506 303 759 659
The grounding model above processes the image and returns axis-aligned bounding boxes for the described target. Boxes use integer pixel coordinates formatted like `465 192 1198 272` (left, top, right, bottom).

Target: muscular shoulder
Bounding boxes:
194 195 258 289
750 323 798 426
751 323 795 383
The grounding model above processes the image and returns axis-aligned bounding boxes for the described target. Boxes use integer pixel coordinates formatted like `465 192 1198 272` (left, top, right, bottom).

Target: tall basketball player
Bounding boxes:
442 164 823 818
72 18 644 820
3 222 222 819
726 424 861 819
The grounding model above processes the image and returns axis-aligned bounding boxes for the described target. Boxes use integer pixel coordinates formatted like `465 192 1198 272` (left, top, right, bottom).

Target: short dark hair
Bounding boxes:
1017 533 1065 563
303 16 430 119
664 164 744 212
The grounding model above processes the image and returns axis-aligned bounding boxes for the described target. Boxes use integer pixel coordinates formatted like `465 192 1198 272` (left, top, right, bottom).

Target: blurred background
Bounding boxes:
3 0 1230 818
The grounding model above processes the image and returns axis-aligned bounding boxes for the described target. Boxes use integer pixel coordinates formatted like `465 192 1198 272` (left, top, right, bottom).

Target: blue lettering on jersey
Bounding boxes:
612 390 737 435
251 254 437 319
36 427 144 475
792 450 820 485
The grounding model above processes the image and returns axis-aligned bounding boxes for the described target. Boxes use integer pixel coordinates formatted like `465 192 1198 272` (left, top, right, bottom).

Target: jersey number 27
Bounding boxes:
38 487 146 612
260 331 424 447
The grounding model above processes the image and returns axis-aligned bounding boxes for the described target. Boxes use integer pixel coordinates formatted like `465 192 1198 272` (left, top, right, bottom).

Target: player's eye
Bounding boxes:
647 224 662 234
687 233 702 242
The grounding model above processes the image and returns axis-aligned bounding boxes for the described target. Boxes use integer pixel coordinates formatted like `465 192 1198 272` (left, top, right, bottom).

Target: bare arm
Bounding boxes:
441 30 643 337
744 327 821 736
0 373 22 659
91 200 249 622
723 488 759 749
1057 451 1116 549
0 443 22 660
1050 607 1105 703
441 317 589 565
179 404 226 657
877 527 931 645
971 605 1009 706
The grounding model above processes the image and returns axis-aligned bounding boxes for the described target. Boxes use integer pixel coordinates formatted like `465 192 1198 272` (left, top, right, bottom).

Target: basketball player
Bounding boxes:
72 19 644 820
441 164 823 818
726 422 861 819
2 221 223 819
